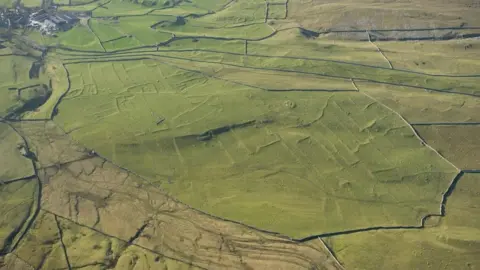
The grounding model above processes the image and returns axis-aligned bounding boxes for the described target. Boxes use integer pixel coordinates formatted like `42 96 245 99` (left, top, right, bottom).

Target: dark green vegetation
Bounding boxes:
0 0 479 269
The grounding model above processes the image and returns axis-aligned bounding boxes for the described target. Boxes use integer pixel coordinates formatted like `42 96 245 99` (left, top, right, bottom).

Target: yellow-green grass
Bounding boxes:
23 59 70 120
288 0 479 30
113 16 173 45
52 25 104 51
102 36 144 51
114 49 480 96
92 0 154 17
187 0 232 11
70 0 100 5
377 39 480 75
160 38 245 53
0 0 15 7
58 0 109 12
0 55 48 117
163 58 358 91
59 218 128 268
53 60 458 238
22 29 49 47
59 38 246 56
0 123 34 182
268 2 286 20
0 43 12 55
60 45 480 96
192 0 265 26
0 179 37 253
57 218 201 269
32 131 340 269
13 210 71 269
1 253 36 269
88 18 125 42
157 21 275 39
11 121 88 168
117 246 201 270
248 28 393 66
54 0 70 5
414 126 480 170
324 173 480 270
150 4 208 16
19 0 41 7
356 81 480 123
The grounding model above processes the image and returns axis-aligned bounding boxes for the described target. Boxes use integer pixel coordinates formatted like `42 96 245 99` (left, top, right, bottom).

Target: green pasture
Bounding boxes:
58 0 110 11
0 55 49 117
88 19 125 42
414 126 480 170
0 179 37 253
52 60 459 237
102 36 144 51
192 0 265 26
71 48 480 96
377 40 480 75
13 211 71 269
156 20 275 39
92 0 154 17
0 123 34 182
248 28 391 66
356 81 480 123
11 121 88 168
4 0 479 266
160 49 480 96
324 173 480 270
19 0 41 7
150 4 208 16
57 217 197 269
267 3 286 20
160 38 245 53
114 16 173 45
59 218 128 268
53 25 104 51
0 0 14 7
186 0 232 11
288 0 477 31
23 59 70 120
160 58 358 91
53 0 70 5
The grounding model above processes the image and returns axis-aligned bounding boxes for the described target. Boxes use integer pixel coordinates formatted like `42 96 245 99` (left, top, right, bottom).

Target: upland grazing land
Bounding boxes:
413 125 480 170
0 123 34 182
0 0 479 269
324 173 480 270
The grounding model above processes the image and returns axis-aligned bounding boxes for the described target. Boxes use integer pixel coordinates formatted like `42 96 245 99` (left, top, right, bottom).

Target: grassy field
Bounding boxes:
324 173 480 270
88 19 126 42
58 0 111 12
0 179 37 254
2 0 480 268
92 0 154 17
8 120 341 269
287 0 480 31
22 59 71 120
268 2 287 20
51 59 460 237
12 121 89 168
0 123 34 182
377 39 480 75
356 81 480 123
414 126 480 170
192 0 265 25
0 55 49 118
